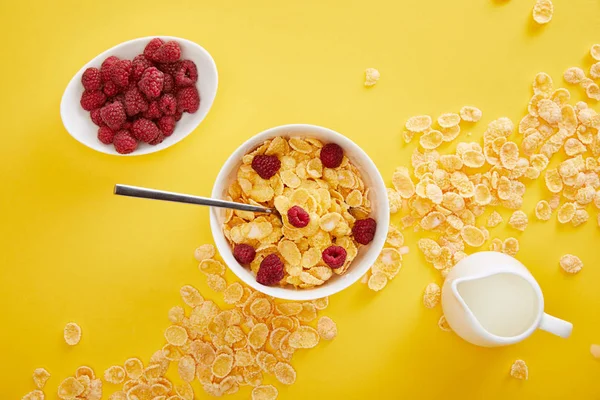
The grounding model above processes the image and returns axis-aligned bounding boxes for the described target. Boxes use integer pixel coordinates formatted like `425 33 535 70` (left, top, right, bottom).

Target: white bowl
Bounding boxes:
210 124 390 300
60 36 218 156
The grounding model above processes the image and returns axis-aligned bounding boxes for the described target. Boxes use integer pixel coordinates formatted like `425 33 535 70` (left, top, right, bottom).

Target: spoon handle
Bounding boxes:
114 184 273 214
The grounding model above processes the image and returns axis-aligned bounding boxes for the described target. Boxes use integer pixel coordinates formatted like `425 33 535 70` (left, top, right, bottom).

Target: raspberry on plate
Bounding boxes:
149 132 165 145
81 67 101 91
157 61 182 76
320 143 344 168
176 86 200 113
113 130 138 154
97 126 115 144
132 118 160 143
143 101 163 120
352 218 377 245
80 90 107 111
110 59 132 88
138 67 164 99
100 101 126 131
131 54 153 82
256 254 284 286
157 116 176 136
233 244 256 264
124 86 149 117
90 109 104 127
102 81 120 97
100 55 119 83
287 206 310 228
322 245 347 269
175 60 198 87
163 74 175 93
251 154 281 179
153 41 181 63
144 38 164 61
159 94 177 115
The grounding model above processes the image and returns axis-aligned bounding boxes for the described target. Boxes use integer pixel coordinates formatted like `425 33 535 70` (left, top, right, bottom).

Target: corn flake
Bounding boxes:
461 225 485 247
508 211 528 232
438 315 452 332
22 391 44 400
459 106 482 122
32 368 50 389
64 322 81 346
58 377 84 399
274 362 296 385
420 130 443 150
532 0 553 24
406 115 432 132
557 202 576 223
367 272 388 291
510 359 528 380
423 283 441 309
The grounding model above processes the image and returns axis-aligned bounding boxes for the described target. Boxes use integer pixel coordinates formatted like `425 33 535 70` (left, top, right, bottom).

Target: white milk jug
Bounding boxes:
442 251 573 347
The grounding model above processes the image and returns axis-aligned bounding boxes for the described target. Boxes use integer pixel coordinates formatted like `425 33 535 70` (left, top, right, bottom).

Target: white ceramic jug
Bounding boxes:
442 251 573 347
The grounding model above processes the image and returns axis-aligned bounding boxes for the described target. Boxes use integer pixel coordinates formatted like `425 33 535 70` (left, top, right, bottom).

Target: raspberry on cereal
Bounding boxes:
352 218 377 245
320 143 344 168
144 38 164 61
102 81 120 97
157 116 176 136
287 206 310 228
176 86 200 113
100 101 126 130
113 130 138 154
159 93 177 115
322 245 347 269
81 67 101 91
90 109 104 127
175 60 198 87
100 55 119 83
132 118 160 143
138 67 164 99
131 54 153 82
124 86 149 116
97 126 115 144
143 101 163 120
256 254 284 286
233 244 256 264
163 74 175 93
153 41 181 63
110 59 132 88
251 155 281 179
80 90 107 111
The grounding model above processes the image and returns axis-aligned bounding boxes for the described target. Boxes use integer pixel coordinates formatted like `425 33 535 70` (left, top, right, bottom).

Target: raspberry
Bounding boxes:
163 74 175 93
80 90 107 111
113 130 138 154
158 93 177 115
175 60 198 87
100 56 119 83
352 218 377 245
143 101 163 120
287 206 310 228
122 121 132 131
233 244 256 264
157 61 181 76
149 132 165 145
90 109 104 126
110 59 132 88
176 86 200 113
132 118 160 143
144 38 164 61
131 54 153 82
153 41 181 63
100 101 126 130
97 126 115 144
256 254 284 286
251 155 281 179
322 245 347 269
174 111 183 121
138 67 164 99
81 67 101 91
157 115 176 136
102 81 120 97
320 143 344 168
124 86 148 116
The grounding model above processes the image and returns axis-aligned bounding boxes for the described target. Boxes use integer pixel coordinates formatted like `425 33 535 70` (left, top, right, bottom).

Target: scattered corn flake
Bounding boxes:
590 63 600 80
223 282 244 304
438 315 452 332
288 326 320 349
503 238 519 257
164 325 188 346
486 211 503 228
557 202 576 223
508 211 528 232
252 385 279 400
316 316 338 340
459 106 482 122
489 238 503 252
560 254 583 274
420 130 444 150
207 274 227 292
510 359 528 380
178 355 196 382
368 272 388 291
423 283 441 309
532 0 553 24
438 113 461 128
406 115 432 133
534 200 552 221
461 225 485 247
64 322 82 346
199 259 226 276
168 306 185 323
572 209 589 227
274 362 296 385
22 390 44 400
103 365 125 384
590 344 600 359
563 67 585 84
364 68 380 87
591 44 600 61
212 353 234 378
545 169 563 193
32 368 50 389
194 244 215 262
180 285 204 307
58 377 85 399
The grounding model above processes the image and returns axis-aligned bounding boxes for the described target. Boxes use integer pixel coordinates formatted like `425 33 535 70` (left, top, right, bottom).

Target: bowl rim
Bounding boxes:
59 35 218 156
210 124 390 300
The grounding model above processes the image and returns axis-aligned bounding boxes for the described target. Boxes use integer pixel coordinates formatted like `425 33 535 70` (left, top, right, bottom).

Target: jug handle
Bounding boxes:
539 313 573 338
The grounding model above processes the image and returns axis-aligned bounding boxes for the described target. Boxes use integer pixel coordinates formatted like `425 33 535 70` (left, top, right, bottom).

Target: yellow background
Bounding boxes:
1 0 599 398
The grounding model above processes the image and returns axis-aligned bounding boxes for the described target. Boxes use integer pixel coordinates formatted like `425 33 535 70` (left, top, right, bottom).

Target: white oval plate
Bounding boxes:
60 36 218 156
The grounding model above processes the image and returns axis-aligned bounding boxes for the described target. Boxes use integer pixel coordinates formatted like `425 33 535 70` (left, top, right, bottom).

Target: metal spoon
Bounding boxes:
114 184 274 214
